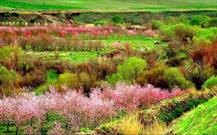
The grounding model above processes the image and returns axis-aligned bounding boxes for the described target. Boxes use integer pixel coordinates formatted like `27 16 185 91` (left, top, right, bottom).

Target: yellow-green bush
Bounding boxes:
163 67 194 90
107 57 147 84
56 72 80 89
0 46 22 69
202 76 217 89
0 65 19 96
160 23 197 44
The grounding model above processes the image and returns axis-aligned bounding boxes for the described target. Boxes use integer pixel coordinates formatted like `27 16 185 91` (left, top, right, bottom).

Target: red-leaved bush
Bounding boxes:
191 42 217 68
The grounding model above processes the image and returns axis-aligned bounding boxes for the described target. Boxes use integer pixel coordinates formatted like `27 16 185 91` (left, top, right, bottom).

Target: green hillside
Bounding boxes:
173 97 217 135
0 0 217 11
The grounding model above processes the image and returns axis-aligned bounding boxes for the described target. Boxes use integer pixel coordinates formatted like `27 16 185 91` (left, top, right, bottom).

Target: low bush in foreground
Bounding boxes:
115 113 167 135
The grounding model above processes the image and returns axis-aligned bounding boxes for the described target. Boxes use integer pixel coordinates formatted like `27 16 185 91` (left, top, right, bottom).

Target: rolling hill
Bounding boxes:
0 0 217 11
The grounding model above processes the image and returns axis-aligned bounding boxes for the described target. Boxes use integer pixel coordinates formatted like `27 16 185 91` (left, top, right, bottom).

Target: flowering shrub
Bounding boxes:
144 29 156 37
0 84 185 134
0 88 115 133
98 83 185 110
0 25 147 51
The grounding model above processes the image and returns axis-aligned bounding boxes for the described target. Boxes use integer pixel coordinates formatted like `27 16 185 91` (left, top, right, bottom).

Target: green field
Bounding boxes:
0 0 217 11
172 97 217 135
25 37 163 63
27 51 107 63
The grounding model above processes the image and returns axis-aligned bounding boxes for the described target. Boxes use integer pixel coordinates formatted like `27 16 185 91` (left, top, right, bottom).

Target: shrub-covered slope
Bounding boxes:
172 96 217 135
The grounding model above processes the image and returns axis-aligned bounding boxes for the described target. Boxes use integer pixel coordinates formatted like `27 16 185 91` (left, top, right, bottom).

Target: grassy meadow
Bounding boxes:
0 0 217 11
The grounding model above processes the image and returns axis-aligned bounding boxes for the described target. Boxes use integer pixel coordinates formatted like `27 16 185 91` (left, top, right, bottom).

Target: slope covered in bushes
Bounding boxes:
172 96 217 135
97 87 217 134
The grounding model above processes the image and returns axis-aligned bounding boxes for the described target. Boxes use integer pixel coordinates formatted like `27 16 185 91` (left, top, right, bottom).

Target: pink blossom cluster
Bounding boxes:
0 88 115 130
0 93 45 127
0 24 152 39
58 25 115 36
0 25 157 51
39 87 116 128
0 25 134 50
0 84 185 132
96 83 185 110
143 29 156 37
0 25 117 37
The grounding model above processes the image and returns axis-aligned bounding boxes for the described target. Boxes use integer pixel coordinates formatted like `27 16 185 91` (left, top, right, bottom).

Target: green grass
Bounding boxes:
0 123 23 134
26 51 109 63
35 70 59 95
172 96 217 135
0 0 217 11
25 37 164 63
104 37 166 51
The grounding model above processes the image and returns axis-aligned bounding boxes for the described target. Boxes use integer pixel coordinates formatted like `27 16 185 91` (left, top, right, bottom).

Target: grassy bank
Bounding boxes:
172 96 217 135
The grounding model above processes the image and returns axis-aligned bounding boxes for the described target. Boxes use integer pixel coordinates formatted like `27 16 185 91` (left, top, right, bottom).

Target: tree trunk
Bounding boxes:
15 126 19 135
6 122 10 133
30 119 33 126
